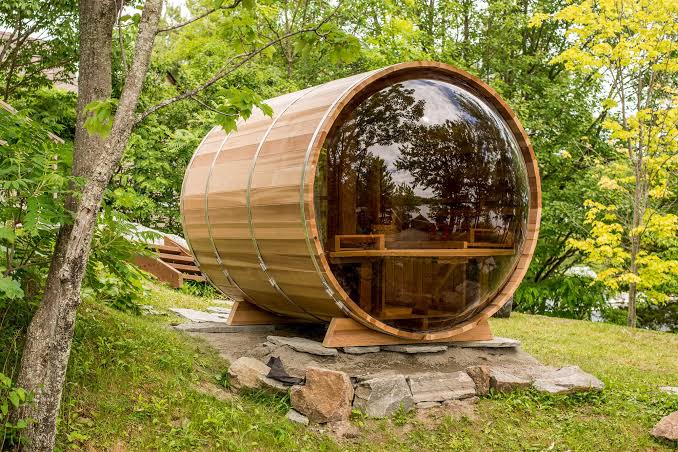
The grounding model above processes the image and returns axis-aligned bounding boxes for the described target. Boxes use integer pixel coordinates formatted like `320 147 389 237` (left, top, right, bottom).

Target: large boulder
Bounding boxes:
651 412 678 443
290 367 353 423
227 357 287 394
353 374 414 418
532 366 604 394
408 371 476 403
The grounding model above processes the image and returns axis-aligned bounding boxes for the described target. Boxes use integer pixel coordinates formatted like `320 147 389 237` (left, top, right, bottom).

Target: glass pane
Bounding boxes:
315 77 530 332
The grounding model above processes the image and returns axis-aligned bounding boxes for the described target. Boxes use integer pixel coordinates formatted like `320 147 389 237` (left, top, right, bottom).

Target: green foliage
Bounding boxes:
0 0 78 100
0 372 32 448
83 210 157 313
179 280 219 299
515 276 608 320
215 87 272 132
536 0 678 318
0 104 151 312
0 104 75 301
83 99 119 139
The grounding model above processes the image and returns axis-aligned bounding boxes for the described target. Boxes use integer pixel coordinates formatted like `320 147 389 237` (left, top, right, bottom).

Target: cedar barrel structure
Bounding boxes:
181 61 541 345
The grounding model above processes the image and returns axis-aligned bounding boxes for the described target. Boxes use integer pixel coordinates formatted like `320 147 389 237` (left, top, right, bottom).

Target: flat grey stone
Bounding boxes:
354 371 398 383
353 374 414 418
451 337 520 348
532 366 604 394
169 308 228 323
207 306 232 314
382 344 447 354
286 409 309 425
408 371 476 402
490 369 531 392
343 346 380 354
660 386 678 395
416 401 441 409
173 322 274 333
267 336 338 356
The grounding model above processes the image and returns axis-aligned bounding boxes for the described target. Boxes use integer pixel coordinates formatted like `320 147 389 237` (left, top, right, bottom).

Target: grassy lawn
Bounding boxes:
57 283 677 451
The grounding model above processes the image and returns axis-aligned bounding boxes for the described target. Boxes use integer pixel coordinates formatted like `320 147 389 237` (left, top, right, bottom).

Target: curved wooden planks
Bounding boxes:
181 61 541 340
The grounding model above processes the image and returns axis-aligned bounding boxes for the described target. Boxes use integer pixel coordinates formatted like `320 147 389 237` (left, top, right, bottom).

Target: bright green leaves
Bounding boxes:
294 24 360 66
0 276 23 300
0 106 76 303
0 371 31 446
83 98 118 139
214 87 272 132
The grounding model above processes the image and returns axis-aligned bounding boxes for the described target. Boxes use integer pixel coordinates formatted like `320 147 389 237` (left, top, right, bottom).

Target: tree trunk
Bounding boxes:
15 0 163 450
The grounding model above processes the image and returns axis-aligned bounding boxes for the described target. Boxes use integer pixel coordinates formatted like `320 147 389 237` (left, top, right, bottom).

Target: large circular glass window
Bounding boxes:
315 76 530 332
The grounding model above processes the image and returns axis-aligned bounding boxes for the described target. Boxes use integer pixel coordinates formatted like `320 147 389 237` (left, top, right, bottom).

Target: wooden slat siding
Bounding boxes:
205 90 316 318
181 61 541 341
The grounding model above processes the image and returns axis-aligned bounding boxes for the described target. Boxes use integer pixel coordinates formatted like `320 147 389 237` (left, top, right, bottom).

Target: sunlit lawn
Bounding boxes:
58 283 677 451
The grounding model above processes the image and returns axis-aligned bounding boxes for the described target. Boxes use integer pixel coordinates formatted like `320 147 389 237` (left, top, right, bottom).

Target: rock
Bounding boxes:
532 366 604 394
490 369 531 392
173 322 275 333
465 365 491 396
353 374 414 418
227 357 287 394
267 336 338 356
660 386 678 395
169 308 228 323
408 372 476 403
382 344 447 354
354 371 398 382
207 306 232 314
451 337 520 348
343 346 380 354
258 376 289 394
286 409 309 425
290 367 353 423
416 401 441 409
327 420 360 439
651 411 678 442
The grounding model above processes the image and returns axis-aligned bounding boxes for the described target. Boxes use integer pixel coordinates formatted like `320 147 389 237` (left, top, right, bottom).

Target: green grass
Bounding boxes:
56 284 677 451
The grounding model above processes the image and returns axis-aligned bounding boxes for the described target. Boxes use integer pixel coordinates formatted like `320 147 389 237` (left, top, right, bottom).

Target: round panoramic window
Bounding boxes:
315 76 530 333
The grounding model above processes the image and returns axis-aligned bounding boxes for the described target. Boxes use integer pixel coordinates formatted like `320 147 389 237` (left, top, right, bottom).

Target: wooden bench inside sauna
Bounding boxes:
181 61 541 347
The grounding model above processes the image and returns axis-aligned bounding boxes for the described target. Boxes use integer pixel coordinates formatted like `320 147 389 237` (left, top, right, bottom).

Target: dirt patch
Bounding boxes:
188 324 554 380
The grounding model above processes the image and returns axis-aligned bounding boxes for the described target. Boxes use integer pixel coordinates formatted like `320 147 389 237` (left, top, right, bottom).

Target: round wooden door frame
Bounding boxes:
300 61 542 341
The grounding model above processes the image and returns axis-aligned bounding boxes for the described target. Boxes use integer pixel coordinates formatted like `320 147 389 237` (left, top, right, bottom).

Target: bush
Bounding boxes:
514 276 608 320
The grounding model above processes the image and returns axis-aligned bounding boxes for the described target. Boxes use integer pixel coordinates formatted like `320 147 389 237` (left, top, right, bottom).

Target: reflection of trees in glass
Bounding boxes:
324 83 426 238
394 90 527 239
318 77 532 334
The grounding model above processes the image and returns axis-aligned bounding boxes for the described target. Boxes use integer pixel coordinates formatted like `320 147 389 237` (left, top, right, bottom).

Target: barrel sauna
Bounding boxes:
181 61 541 346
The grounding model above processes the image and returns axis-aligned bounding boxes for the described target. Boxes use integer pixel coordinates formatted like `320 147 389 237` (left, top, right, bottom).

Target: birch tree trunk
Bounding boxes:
15 0 163 449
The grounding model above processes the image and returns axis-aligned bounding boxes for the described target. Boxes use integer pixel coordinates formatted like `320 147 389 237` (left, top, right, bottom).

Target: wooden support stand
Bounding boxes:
322 317 492 347
227 300 314 326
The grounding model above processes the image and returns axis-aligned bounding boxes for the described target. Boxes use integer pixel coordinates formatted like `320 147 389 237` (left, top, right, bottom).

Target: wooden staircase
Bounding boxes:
134 237 205 288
